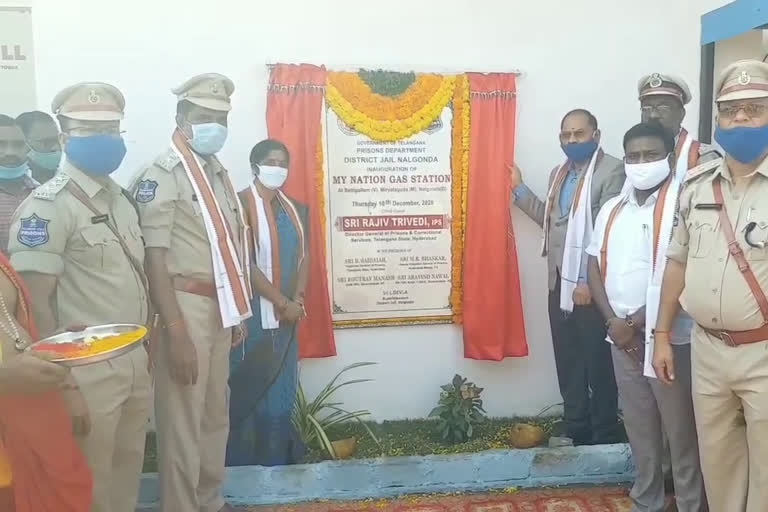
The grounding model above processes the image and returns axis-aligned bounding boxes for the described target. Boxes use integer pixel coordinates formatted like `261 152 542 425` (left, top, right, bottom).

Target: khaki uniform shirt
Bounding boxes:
7 161 148 328
668 156 768 331
130 148 242 281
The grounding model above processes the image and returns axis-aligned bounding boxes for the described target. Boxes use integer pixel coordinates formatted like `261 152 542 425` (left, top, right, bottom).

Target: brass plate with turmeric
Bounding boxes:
27 324 147 367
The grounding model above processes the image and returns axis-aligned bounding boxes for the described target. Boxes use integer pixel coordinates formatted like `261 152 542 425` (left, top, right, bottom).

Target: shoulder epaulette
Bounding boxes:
33 172 70 201
684 158 722 183
154 148 181 172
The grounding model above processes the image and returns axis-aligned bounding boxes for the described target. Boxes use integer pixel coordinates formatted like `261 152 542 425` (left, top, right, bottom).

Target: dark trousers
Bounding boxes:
548 283 620 444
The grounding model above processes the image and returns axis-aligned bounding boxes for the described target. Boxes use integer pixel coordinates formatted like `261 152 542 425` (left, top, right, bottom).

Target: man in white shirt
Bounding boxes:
586 122 706 512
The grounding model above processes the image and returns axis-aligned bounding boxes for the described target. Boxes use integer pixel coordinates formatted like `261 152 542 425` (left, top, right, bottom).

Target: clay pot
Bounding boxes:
331 437 358 459
509 423 545 449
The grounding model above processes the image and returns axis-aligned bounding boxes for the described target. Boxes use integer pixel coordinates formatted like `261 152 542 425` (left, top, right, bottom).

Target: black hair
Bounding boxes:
15 110 56 136
0 114 16 128
623 121 675 154
250 139 290 168
561 109 598 131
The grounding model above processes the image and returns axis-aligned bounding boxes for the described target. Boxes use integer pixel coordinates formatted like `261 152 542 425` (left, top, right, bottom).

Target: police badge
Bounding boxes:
135 179 158 203
649 73 663 88
738 71 751 86
18 214 50 247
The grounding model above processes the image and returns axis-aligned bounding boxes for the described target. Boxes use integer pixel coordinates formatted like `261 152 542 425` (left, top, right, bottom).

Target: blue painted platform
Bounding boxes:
137 443 633 507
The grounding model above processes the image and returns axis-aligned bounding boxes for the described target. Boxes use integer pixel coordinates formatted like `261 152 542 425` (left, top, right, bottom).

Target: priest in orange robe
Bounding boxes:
0 251 91 511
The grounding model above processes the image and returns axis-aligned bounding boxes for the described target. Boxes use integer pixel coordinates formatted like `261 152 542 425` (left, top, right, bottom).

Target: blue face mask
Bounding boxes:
65 135 127 176
27 148 62 171
0 162 29 180
189 122 228 155
714 124 768 164
561 139 598 162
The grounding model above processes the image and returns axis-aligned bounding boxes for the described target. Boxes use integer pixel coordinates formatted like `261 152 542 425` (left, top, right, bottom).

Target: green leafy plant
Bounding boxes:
357 69 417 97
292 362 380 459
429 374 486 443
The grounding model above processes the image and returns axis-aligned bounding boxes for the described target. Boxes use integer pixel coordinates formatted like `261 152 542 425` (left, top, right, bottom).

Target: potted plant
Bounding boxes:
292 362 380 460
429 374 486 443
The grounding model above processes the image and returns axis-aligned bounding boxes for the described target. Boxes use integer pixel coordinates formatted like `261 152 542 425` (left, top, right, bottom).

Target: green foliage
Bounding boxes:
142 417 564 470
358 69 417 97
301 417 560 463
291 362 380 459
429 374 486 443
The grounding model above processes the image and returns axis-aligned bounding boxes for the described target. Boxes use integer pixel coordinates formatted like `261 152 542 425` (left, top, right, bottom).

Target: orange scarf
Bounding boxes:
0 252 92 512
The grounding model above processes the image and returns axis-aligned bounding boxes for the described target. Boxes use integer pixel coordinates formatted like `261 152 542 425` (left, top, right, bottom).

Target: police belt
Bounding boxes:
703 178 768 347
701 325 768 347
172 276 218 300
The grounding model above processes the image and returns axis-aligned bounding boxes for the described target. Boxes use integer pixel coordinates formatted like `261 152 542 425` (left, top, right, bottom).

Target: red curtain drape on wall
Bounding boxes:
266 63 336 358
462 73 528 360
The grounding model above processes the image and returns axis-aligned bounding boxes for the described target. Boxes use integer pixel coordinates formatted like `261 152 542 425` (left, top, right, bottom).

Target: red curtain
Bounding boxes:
266 63 336 358
462 73 528 360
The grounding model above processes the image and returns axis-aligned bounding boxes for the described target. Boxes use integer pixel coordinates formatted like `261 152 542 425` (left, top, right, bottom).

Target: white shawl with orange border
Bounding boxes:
243 183 305 329
171 130 252 328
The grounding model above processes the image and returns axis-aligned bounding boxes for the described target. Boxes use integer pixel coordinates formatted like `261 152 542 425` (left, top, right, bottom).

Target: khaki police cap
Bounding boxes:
638 73 691 105
172 73 234 112
51 82 125 121
716 59 768 103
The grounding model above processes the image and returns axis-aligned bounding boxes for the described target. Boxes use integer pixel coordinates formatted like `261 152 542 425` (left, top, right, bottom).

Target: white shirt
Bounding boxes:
587 189 693 345
586 191 656 346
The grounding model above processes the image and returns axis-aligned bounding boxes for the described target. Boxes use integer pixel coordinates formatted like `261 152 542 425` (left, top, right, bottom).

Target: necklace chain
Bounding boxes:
0 292 21 350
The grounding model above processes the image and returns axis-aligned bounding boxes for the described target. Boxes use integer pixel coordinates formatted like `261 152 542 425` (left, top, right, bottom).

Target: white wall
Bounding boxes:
27 0 729 420
715 27 765 76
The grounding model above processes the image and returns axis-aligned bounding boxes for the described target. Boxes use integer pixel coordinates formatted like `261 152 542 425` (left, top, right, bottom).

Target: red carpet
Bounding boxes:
245 487 640 512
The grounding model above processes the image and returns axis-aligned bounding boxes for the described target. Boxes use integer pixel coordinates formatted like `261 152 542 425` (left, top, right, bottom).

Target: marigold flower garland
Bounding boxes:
326 71 456 141
316 126 326 251
450 74 470 323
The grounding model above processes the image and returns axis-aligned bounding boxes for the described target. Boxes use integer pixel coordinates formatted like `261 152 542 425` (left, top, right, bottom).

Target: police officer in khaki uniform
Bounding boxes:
636 72 720 498
637 73 720 169
132 73 246 512
8 83 151 512
655 60 768 512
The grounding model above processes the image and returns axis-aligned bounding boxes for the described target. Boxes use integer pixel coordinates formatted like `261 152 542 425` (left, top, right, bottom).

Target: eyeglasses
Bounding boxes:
559 129 594 142
641 105 674 115
718 102 768 120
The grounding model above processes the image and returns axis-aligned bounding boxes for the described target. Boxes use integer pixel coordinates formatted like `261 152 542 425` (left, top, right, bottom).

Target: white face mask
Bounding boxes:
624 156 671 191
256 165 288 190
